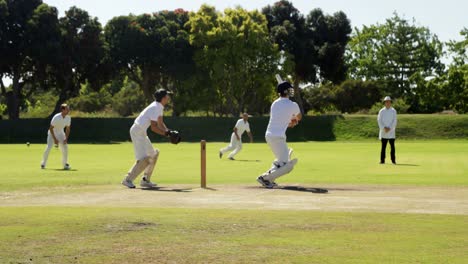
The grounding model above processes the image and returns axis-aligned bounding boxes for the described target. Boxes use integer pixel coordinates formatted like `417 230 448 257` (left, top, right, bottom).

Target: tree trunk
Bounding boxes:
49 77 72 119
141 69 157 103
7 75 21 120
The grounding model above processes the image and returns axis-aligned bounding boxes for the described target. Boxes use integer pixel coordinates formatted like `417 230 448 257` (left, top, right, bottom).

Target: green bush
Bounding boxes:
68 89 112 113
111 81 147 116
21 91 58 118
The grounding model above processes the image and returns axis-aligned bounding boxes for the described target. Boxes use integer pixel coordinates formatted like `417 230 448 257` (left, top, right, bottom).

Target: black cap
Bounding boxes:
154 89 173 102
277 81 293 96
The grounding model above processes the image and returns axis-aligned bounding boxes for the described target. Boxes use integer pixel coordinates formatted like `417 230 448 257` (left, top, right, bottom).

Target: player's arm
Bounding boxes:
64 126 71 144
150 116 169 136
288 113 302 128
247 131 253 143
233 127 240 140
49 125 59 144
377 110 385 130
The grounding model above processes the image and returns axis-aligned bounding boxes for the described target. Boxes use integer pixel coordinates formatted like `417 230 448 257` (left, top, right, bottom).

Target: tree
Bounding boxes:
347 13 444 103
448 28 468 67
262 1 309 112
188 5 280 116
105 9 194 107
0 0 60 119
262 1 351 112
332 80 382 113
307 9 352 83
46 6 110 116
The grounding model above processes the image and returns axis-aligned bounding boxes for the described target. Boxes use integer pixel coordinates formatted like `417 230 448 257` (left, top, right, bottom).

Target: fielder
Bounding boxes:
378 96 397 164
41 104 71 170
219 113 253 160
121 89 180 189
257 81 301 188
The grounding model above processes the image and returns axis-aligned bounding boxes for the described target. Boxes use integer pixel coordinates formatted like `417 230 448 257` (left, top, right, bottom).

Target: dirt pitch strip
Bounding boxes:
1 184 467 215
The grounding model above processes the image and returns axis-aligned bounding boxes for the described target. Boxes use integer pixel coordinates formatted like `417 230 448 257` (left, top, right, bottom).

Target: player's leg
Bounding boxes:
220 133 236 158
122 126 149 188
55 133 70 170
123 158 150 188
389 139 396 164
60 142 70 170
141 145 159 188
228 139 242 160
41 134 54 168
380 138 388 164
288 148 294 161
263 158 298 183
258 136 291 187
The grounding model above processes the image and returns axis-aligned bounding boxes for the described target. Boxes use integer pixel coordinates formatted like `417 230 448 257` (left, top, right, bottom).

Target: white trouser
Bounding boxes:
220 133 242 158
266 135 289 165
41 132 68 167
130 124 156 161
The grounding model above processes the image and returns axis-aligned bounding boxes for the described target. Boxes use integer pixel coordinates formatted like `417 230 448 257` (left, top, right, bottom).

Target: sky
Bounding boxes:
43 0 467 42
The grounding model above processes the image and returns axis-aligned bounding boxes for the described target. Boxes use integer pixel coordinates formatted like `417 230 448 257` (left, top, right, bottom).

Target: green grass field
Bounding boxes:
0 141 466 191
1 141 467 263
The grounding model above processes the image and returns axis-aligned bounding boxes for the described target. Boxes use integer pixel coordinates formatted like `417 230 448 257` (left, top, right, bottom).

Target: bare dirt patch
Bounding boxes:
1 184 467 215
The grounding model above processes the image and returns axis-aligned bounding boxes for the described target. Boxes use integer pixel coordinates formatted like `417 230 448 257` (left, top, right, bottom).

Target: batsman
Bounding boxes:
257 75 301 188
121 89 181 189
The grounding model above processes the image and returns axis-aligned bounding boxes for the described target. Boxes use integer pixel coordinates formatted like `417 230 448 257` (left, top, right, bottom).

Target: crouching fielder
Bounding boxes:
219 113 253 160
121 89 177 189
257 81 301 188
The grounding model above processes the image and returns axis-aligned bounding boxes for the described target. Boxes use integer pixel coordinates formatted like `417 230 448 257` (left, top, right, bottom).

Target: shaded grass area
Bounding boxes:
0 207 466 264
0 141 467 192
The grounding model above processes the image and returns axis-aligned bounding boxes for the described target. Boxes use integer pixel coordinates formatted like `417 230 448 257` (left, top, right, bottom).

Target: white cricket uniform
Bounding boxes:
265 97 300 164
130 101 163 160
220 119 251 158
377 107 397 139
41 113 71 167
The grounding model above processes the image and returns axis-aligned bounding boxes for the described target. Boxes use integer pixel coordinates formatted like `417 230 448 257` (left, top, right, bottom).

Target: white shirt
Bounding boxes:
234 119 250 136
134 101 164 131
377 107 397 139
266 97 300 138
48 113 71 135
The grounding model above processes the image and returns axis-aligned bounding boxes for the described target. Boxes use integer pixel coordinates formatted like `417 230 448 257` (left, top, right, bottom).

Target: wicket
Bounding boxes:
201 140 206 188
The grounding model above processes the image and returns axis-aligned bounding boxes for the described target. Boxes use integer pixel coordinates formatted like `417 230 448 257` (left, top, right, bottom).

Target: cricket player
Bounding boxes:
257 81 301 188
41 104 71 170
378 96 397 164
121 89 178 189
219 113 253 160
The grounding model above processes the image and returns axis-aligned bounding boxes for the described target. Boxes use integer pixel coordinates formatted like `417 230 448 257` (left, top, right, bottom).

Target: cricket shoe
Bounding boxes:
256 176 275 189
228 157 235 160
121 179 136 189
64 164 71 170
41 164 45 169
140 177 157 188
219 150 223 159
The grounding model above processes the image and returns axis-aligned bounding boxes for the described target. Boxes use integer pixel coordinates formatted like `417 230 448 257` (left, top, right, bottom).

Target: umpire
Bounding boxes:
377 96 397 164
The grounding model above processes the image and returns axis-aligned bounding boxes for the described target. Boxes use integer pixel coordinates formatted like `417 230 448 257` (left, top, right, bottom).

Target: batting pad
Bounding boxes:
263 158 298 182
126 158 150 181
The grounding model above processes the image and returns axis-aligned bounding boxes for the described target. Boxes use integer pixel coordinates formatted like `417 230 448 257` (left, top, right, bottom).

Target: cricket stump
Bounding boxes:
201 140 207 188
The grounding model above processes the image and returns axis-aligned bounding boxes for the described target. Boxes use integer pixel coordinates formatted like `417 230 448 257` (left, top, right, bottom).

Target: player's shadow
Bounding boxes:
394 163 419 166
140 187 193 193
231 159 261 162
278 186 328 194
50 169 78 171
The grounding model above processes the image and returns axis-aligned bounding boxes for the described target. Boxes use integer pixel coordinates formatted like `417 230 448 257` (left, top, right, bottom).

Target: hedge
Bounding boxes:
0 115 466 143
